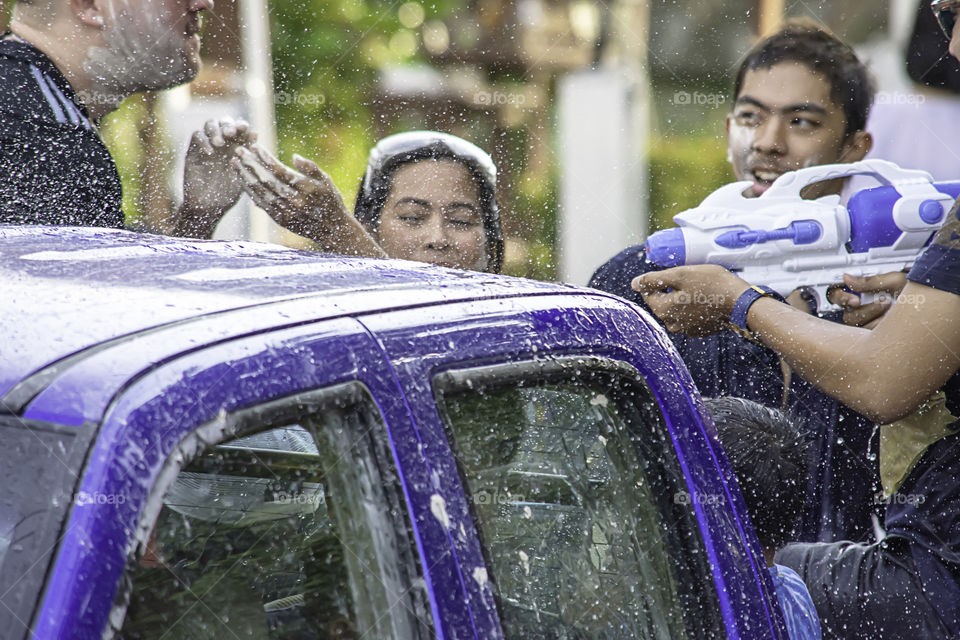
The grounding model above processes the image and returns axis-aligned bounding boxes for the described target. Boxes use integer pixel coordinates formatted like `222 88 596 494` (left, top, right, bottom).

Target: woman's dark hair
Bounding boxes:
704 396 813 551
353 131 504 274
733 18 876 138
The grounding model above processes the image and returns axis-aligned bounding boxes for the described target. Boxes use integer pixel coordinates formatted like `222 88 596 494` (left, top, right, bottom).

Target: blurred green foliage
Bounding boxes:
103 0 468 230
102 97 149 226
511 169 559 281
268 0 464 194
647 134 730 231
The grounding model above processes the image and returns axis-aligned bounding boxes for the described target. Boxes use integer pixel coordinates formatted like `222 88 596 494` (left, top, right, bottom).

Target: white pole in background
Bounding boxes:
239 0 279 243
557 0 650 285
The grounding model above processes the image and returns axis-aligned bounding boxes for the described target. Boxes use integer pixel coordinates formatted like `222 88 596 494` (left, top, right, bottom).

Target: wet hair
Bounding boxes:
353 131 504 274
704 397 812 551
733 18 875 138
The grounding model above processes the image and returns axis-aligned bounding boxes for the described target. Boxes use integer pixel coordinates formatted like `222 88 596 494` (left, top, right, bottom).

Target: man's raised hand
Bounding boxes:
176 117 257 237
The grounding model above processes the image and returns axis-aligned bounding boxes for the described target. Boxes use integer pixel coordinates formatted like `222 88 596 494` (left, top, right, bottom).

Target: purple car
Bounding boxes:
0 226 788 639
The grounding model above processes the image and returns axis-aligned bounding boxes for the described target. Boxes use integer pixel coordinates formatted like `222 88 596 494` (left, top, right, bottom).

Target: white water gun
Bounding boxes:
645 159 960 312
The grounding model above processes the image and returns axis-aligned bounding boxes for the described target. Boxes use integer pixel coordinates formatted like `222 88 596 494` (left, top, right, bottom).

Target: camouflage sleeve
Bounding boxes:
931 198 960 251
907 198 960 295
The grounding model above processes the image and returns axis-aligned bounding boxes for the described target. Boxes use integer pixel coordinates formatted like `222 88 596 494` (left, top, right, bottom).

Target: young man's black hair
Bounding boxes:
705 396 812 552
733 18 875 138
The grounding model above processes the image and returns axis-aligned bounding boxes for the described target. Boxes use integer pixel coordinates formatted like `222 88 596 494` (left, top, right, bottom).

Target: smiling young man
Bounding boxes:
0 0 246 227
590 21 880 546
727 31 872 199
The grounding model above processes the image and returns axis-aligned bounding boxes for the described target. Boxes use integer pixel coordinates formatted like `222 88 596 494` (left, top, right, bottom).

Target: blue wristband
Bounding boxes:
729 286 783 331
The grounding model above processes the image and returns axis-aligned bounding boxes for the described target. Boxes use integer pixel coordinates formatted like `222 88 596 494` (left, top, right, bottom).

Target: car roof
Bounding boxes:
0 225 578 399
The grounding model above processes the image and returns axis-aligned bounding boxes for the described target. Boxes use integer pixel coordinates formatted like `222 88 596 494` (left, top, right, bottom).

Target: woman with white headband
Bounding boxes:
229 130 503 273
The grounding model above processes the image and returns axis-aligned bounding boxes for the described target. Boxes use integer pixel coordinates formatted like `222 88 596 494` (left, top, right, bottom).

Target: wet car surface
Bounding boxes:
0 225 788 639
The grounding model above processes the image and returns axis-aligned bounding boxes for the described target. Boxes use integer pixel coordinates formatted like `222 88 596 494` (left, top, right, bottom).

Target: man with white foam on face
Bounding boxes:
725 28 872 200
0 0 246 227
590 20 885 547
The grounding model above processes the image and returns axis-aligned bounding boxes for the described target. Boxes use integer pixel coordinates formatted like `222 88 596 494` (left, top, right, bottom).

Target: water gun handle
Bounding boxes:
803 285 885 314
763 159 935 199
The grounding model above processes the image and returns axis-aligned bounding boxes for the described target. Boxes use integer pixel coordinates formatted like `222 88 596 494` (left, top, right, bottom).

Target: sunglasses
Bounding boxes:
932 0 959 39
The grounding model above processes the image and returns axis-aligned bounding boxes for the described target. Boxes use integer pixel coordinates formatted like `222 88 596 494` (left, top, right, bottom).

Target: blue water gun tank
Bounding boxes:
847 182 960 252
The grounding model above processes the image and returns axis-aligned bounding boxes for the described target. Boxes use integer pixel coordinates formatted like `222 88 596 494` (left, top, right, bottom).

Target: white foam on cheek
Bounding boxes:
726 123 752 173
102 0 162 56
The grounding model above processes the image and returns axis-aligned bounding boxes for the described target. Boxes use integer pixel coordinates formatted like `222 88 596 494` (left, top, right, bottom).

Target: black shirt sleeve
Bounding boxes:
0 50 124 228
906 200 960 415
0 117 124 228
588 245 660 312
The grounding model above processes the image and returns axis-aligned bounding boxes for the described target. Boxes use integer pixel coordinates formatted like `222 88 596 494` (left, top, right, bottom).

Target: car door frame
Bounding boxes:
360 291 789 640
27 316 469 639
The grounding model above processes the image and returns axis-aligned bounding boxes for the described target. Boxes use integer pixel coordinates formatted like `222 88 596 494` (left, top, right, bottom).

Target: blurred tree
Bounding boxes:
267 0 466 195
648 134 729 232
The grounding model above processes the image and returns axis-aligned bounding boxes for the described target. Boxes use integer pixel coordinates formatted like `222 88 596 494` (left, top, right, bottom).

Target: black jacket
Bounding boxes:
0 35 123 227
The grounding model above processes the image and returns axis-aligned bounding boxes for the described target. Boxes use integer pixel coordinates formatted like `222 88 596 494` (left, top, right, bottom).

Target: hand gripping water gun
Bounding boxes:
645 159 960 312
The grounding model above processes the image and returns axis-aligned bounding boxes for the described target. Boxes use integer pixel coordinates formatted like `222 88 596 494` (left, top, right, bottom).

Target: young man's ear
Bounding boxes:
838 131 873 163
71 0 105 28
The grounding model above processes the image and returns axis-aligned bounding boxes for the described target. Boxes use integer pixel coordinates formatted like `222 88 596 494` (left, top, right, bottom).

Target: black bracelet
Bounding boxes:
729 285 783 332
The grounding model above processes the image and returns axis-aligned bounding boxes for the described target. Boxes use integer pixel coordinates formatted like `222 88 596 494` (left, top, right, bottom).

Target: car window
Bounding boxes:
117 387 431 639
0 419 93 638
435 359 725 639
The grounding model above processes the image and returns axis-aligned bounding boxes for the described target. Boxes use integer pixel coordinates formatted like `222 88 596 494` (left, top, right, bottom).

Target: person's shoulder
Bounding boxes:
595 244 648 270
771 563 806 587
589 244 660 296
0 54 56 126
0 39 87 129
771 564 821 640
770 564 815 609
0 48 36 99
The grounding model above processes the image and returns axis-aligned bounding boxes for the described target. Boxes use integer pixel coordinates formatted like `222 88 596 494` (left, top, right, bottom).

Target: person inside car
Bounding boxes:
705 396 821 640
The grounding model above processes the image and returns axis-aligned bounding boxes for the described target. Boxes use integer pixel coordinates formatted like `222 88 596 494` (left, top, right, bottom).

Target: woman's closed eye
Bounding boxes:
391 203 430 225
442 204 481 229
397 213 427 225
445 216 481 229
